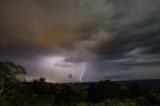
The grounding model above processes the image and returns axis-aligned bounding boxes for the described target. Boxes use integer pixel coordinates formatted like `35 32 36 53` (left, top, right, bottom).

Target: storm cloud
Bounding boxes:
0 0 160 82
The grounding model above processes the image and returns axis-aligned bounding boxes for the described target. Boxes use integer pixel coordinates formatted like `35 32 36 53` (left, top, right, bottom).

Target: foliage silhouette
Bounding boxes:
0 61 160 106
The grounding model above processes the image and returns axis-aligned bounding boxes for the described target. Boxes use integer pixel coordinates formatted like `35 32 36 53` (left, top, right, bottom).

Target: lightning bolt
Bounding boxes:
80 63 86 82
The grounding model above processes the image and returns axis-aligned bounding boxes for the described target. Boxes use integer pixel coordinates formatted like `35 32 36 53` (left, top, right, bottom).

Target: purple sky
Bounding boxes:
1 0 160 82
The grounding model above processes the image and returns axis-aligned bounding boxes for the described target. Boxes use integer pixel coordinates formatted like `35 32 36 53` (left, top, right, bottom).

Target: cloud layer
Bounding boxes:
0 0 160 82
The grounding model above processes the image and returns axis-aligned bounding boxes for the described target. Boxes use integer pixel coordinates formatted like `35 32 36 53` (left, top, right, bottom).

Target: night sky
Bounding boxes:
1 0 160 82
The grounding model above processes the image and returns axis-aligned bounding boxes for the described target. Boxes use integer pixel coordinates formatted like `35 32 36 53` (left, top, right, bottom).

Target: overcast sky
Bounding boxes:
1 0 160 82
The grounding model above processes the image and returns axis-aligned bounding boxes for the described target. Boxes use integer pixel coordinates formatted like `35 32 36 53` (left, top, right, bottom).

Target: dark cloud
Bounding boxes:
0 0 160 82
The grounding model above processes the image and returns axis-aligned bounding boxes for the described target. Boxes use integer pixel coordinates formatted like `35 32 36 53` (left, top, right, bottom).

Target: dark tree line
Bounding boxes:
1 61 160 106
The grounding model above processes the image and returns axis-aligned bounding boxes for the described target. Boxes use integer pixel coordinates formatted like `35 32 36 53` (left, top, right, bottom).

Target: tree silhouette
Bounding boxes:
88 80 122 103
0 61 26 97
32 77 50 95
